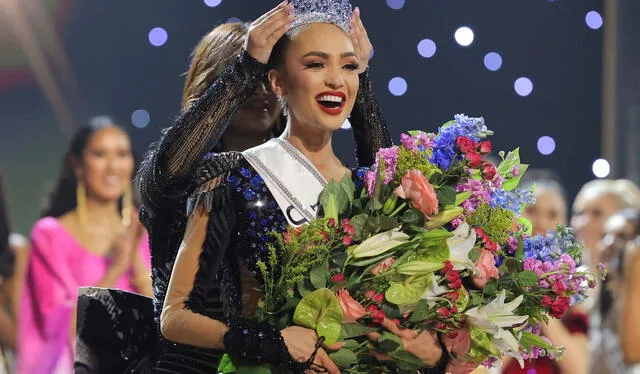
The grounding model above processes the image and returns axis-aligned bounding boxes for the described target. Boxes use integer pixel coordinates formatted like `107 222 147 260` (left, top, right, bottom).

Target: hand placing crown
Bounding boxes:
288 0 353 33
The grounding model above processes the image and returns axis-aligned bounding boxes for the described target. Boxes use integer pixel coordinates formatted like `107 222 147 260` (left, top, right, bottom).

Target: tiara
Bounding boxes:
289 0 353 33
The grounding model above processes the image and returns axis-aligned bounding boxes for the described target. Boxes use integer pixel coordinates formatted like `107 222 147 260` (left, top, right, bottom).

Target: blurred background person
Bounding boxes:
18 117 152 374
589 208 640 373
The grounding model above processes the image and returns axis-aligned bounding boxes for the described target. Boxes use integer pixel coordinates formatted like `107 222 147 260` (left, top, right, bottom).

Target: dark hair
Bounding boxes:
0 172 14 278
40 116 129 218
268 32 293 70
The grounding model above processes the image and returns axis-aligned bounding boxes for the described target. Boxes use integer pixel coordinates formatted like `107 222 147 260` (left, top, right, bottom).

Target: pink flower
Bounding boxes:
371 309 386 324
371 257 396 275
512 166 520 177
342 236 353 246
327 218 337 228
372 293 385 304
437 307 451 318
466 152 483 168
480 161 497 180
478 140 492 154
336 289 367 323
394 169 439 218
365 290 376 300
331 273 346 283
472 249 500 289
456 136 475 153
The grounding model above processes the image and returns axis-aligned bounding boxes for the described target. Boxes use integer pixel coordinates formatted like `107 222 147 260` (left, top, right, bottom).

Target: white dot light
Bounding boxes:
148 27 168 47
131 109 150 128
585 11 603 30
388 77 408 96
592 159 611 178
514 77 534 97
454 27 474 47
341 119 351 130
417 39 437 58
204 0 222 7
537 136 556 155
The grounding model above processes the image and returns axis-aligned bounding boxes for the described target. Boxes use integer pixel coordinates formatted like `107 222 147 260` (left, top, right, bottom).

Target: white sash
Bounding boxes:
242 138 327 227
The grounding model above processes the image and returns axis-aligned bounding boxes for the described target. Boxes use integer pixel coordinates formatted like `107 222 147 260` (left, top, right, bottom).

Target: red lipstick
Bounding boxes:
315 91 346 115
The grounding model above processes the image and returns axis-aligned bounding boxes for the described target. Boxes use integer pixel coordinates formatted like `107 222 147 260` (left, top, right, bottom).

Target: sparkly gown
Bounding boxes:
74 50 447 373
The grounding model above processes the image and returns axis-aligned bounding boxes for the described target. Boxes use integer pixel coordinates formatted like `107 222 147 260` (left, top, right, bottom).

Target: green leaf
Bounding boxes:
520 331 554 351
429 172 444 186
319 177 355 220
417 228 454 241
378 332 402 352
518 216 533 235
349 213 369 241
385 274 432 305
297 278 312 297
331 250 347 267
516 270 539 287
340 323 378 339
369 215 400 232
217 354 237 373
371 156 387 210
515 238 525 262
328 349 358 369
293 288 344 345
395 261 442 275
454 191 473 207
408 299 430 322
483 279 498 295
436 185 457 206
310 264 328 289
388 350 424 372
469 248 481 263
400 208 423 224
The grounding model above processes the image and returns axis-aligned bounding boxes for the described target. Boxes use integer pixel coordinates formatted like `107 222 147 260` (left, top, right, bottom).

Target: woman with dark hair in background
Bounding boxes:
18 117 152 374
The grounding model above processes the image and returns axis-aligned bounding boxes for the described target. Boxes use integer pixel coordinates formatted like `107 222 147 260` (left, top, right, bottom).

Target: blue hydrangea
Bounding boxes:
490 189 536 213
430 114 489 169
523 229 578 262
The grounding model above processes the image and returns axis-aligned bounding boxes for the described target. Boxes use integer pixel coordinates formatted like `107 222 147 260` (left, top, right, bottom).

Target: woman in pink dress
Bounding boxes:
18 116 152 374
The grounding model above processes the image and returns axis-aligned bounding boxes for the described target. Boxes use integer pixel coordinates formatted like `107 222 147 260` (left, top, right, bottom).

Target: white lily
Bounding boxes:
422 275 449 307
348 228 409 259
446 222 476 271
465 290 529 367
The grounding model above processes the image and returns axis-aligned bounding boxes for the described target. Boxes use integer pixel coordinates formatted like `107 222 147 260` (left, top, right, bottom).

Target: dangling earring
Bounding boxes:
76 181 87 226
121 184 133 228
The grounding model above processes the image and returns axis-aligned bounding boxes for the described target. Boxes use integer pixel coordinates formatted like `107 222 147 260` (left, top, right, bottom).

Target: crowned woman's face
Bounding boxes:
270 23 360 132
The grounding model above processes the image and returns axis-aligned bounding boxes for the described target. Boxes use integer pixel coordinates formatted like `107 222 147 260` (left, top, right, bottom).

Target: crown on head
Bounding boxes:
289 0 353 33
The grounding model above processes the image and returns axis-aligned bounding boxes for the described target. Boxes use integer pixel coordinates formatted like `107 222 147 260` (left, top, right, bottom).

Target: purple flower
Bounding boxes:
365 146 400 196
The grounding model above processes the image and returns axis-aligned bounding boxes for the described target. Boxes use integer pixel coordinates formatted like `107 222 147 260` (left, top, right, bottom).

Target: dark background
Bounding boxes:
0 0 603 234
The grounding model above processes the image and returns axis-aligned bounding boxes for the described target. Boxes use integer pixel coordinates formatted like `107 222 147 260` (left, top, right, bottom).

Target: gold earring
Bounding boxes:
76 181 87 226
121 184 133 227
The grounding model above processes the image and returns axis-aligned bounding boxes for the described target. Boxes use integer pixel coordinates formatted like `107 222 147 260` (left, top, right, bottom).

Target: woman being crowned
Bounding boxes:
74 0 447 372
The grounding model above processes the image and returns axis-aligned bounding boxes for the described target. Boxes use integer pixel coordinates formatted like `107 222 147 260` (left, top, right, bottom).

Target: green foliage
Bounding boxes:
395 146 440 184
293 289 344 345
467 203 515 244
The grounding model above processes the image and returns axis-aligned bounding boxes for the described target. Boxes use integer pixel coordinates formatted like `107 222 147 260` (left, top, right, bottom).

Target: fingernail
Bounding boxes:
355 6 360 14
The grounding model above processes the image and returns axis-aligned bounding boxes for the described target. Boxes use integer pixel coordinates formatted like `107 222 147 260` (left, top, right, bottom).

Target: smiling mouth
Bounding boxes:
316 92 346 115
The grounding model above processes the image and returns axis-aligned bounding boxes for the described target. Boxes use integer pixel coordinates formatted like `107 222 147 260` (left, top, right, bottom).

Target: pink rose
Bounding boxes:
371 257 396 275
472 249 500 288
336 289 367 323
393 169 439 218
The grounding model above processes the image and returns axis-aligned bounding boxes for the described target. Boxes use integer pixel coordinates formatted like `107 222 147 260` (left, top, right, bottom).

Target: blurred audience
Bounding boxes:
18 117 152 374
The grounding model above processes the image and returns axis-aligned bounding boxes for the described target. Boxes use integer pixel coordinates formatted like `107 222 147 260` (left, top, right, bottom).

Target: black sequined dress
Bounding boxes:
74 50 447 373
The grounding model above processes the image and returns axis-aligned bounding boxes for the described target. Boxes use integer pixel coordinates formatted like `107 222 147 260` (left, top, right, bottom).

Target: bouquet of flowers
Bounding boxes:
218 115 605 373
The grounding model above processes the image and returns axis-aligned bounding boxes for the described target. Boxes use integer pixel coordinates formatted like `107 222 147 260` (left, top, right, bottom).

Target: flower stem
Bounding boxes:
389 202 407 217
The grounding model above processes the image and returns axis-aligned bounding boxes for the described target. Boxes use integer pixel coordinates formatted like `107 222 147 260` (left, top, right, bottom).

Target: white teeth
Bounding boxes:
317 95 343 103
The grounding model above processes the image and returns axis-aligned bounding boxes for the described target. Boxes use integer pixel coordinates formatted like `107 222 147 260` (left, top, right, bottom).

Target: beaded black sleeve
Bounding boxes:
137 50 268 216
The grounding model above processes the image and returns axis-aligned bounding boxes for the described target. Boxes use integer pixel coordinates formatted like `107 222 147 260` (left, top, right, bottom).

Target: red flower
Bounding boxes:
552 281 567 295
341 219 356 236
478 141 493 154
446 271 461 283
466 152 483 168
321 231 330 241
456 136 476 153
365 290 376 300
342 236 353 246
367 305 379 313
442 261 454 274
331 273 346 283
450 305 458 314
446 291 460 303
327 218 337 228
371 310 386 324
481 161 497 180
372 293 385 304
449 278 462 290
435 322 446 330
437 307 451 318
